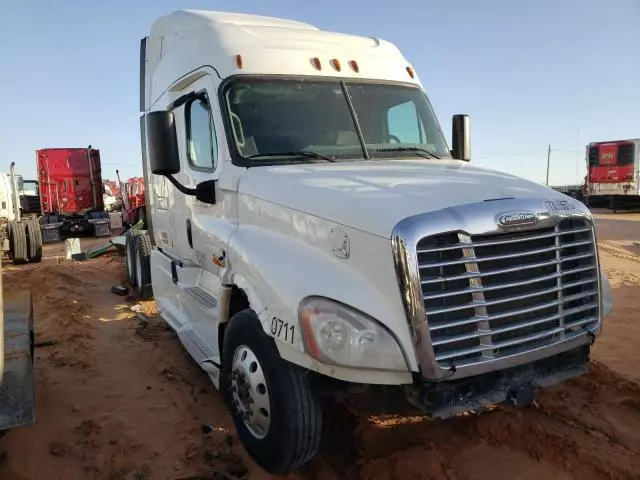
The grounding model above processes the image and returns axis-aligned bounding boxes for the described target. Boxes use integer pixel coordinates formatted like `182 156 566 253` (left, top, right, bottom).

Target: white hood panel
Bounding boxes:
239 159 572 238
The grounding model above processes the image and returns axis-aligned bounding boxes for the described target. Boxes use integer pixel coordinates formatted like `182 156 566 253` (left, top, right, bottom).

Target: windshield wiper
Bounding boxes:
372 147 441 159
246 151 335 162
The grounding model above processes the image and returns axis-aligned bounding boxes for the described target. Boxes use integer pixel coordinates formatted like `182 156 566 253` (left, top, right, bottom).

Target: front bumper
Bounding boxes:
405 344 590 419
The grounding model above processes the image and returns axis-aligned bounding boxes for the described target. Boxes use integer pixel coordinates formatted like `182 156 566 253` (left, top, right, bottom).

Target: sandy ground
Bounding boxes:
0 213 639 480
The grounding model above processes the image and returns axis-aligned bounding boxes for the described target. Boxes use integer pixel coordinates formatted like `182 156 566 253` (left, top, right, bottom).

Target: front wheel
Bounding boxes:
220 309 322 474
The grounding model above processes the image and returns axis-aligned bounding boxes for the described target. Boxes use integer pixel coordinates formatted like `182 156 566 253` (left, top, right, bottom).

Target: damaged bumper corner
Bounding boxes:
406 345 591 419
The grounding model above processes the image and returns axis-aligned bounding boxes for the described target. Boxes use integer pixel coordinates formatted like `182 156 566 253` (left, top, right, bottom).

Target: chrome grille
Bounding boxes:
417 219 599 367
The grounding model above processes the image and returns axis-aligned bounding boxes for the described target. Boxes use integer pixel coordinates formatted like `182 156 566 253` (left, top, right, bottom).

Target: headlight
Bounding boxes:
298 297 407 371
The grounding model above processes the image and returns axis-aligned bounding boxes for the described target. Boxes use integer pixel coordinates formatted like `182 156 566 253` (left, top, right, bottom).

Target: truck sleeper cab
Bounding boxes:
137 10 614 474
37 147 111 242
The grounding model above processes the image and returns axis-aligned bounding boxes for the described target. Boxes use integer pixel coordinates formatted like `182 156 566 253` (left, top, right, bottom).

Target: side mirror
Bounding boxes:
145 110 217 205
146 111 180 175
195 180 216 204
451 114 470 161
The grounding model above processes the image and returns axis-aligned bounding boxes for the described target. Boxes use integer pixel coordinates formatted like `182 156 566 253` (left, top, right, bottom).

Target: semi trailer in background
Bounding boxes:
585 138 640 210
550 184 585 203
133 9 615 474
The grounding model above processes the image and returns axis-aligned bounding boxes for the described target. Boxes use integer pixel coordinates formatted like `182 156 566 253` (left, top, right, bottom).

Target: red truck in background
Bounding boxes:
36 146 110 242
585 138 640 211
103 179 120 200
123 177 146 226
115 171 146 227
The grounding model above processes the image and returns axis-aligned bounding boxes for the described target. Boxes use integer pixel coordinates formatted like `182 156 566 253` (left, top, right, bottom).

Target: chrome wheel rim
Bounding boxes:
230 345 271 439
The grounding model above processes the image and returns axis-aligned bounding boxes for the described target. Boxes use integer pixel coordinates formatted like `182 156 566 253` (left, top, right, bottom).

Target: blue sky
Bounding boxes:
1 0 638 186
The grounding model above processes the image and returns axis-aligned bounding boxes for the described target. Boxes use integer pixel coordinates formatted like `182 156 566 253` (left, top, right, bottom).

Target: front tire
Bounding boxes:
220 309 322 474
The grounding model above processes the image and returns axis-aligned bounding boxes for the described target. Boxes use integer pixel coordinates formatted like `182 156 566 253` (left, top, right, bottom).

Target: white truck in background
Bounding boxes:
0 164 43 265
0 171 38 434
132 10 614 474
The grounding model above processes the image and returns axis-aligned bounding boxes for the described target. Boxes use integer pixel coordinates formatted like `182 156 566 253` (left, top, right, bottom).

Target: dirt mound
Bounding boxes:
319 361 640 479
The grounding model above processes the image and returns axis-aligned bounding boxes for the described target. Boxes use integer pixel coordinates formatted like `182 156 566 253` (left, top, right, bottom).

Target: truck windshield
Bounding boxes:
223 79 450 163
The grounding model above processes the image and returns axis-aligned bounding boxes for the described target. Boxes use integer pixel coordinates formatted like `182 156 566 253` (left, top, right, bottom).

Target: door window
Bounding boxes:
186 94 217 170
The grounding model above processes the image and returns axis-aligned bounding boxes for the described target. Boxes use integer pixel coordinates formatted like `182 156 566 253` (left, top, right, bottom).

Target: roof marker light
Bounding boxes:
311 57 322 70
349 60 359 73
236 54 243 69
406 66 415 79
330 59 341 72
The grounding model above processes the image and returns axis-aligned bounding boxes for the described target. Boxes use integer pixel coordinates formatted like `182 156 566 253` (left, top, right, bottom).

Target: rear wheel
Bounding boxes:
6 222 13 250
125 230 139 287
25 220 42 263
134 233 153 300
220 309 322 474
8 221 28 265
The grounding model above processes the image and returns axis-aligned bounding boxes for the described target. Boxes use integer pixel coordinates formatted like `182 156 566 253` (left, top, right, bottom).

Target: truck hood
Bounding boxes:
239 159 571 238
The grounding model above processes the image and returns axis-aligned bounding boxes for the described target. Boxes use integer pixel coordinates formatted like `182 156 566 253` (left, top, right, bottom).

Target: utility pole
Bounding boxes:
545 144 551 186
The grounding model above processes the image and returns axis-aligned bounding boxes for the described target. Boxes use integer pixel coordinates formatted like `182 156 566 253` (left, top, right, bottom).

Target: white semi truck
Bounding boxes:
0 172 38 434
132 10 614 474
0 164 43 265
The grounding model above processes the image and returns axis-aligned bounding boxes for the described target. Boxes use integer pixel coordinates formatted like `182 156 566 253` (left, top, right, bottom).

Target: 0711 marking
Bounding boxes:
271 317 295 344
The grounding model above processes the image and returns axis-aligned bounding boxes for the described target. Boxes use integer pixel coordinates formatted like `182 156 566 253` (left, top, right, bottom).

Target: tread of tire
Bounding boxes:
284 360 322 469
9 221 28 265
126 229 141 287
25 220 42 263
223 309 322 474
135 233 153 300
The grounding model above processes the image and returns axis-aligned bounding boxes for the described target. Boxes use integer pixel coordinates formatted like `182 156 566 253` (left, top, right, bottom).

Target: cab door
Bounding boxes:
169 68 236 361
171 70 228 271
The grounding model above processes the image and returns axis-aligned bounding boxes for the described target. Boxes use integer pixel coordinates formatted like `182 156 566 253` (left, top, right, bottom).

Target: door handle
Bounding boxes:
186 218 193 249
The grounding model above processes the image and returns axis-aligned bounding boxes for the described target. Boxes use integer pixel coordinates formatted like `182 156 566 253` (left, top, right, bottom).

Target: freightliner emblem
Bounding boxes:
498 211 539 227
